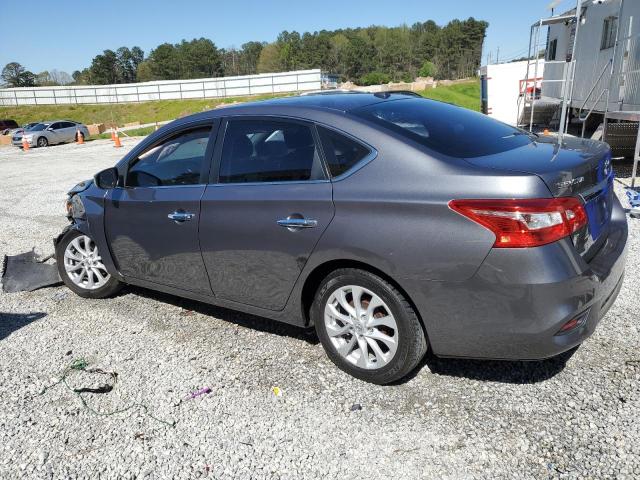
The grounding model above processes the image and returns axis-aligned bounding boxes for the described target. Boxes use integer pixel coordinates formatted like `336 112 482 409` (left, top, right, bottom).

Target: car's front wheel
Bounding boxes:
312 268 427 384
56 230 122 298
36 136 48 148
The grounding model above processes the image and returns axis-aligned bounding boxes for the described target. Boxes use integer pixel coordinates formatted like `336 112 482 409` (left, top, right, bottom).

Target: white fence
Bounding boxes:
0 69 322 106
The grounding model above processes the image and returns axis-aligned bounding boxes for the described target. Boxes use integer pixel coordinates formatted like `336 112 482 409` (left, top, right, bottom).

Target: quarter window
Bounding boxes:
317 126 371 177
219 119 325 183
127 127 211 187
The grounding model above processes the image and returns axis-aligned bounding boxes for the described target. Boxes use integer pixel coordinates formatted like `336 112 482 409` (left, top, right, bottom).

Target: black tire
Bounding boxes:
311 268 427 384
36 136 48 148
55 230 122 299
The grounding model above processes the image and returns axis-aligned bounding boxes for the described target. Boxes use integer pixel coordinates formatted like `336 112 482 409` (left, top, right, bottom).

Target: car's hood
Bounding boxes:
67 179 93 197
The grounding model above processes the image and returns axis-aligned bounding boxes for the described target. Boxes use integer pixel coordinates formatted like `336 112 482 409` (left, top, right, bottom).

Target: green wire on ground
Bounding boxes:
40 357 176 428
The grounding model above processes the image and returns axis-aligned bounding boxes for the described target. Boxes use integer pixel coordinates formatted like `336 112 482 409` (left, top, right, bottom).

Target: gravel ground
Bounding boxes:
0 139 639 479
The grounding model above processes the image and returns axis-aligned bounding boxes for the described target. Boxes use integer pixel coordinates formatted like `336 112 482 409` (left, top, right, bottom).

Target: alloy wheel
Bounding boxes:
324 285 398 369
63 235 110 290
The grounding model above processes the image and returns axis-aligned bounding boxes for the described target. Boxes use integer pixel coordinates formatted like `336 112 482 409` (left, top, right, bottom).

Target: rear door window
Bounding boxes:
127 127 212 187
317 126 371 177
219 118 325 183
352 98 534 158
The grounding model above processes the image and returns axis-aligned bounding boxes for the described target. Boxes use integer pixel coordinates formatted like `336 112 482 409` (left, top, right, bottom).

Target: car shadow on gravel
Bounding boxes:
410 347 578 385
0 312 47 341
125 286 319 345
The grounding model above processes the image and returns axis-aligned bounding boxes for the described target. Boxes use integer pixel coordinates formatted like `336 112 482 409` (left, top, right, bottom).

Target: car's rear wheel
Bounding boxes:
312 268 427 384
36 136 48 148
56 230 122 298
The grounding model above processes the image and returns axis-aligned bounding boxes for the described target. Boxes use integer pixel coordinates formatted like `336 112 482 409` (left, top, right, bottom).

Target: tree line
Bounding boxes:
1 17 487 88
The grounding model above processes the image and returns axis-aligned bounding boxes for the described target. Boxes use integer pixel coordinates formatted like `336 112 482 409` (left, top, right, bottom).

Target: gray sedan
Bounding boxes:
54 93 628 384
12 120 89 148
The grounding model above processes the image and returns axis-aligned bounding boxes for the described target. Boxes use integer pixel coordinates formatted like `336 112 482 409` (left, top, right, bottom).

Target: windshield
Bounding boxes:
28 123 49 131
352 98 534 158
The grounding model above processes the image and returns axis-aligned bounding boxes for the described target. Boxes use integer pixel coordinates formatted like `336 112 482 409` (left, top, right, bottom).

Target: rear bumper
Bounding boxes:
413 195 628 360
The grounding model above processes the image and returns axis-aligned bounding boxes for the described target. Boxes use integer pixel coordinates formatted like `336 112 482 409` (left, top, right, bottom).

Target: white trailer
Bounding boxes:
480 60 545 125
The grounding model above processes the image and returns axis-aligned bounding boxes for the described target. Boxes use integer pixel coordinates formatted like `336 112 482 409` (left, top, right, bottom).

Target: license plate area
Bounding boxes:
584 179 613 241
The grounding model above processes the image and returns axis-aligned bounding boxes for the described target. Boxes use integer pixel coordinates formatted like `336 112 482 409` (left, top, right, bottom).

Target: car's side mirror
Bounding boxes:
46 127 54 131
94 167 119 189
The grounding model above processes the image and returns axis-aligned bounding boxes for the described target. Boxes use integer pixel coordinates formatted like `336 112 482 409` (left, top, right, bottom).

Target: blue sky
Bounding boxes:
0 0 578 74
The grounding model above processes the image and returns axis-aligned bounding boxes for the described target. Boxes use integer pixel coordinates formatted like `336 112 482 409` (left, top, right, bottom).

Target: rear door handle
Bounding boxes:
168 211 195 223
277 218 318 230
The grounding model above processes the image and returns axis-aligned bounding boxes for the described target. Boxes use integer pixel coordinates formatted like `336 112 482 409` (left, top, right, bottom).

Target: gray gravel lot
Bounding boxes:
0 139 639 479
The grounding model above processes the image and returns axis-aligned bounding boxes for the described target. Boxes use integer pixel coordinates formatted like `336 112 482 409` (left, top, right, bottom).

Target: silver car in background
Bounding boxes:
12 120 89 148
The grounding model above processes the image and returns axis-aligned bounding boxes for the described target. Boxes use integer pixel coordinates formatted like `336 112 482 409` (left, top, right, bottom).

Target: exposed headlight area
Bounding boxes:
68 194 86 219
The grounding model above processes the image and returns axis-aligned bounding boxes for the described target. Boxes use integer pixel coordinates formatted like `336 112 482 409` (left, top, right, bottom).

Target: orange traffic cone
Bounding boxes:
22 135 30 151
76 128 84 144
110 128 116 142
114 129 122 148
543 128 550 136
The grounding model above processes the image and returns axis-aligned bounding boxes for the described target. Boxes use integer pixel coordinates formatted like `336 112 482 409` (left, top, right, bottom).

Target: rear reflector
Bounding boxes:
449 197 587 248
555 310 590 335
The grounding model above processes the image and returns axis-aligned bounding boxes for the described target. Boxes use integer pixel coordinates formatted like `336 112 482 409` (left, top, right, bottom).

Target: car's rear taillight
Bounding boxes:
448 197 587 248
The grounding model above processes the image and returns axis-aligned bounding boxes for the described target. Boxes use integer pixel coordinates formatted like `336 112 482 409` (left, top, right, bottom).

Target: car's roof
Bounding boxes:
241 92 416 113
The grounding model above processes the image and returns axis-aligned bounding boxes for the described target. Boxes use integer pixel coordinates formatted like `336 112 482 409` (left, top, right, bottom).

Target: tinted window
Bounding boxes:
30 123 48 131
50 123 63 130
61 121 76 128
317 126 371 177
219 119 325 183
352 98 534 158
127 127 211 187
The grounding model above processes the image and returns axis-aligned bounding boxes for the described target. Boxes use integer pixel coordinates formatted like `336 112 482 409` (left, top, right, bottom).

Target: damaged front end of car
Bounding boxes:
64 179 93 221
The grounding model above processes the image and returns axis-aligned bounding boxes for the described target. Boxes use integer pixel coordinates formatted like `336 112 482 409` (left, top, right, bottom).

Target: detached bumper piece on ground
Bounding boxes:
1 251 60 293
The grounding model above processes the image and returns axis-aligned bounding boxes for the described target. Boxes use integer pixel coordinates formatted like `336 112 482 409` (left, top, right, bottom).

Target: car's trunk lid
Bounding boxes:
464 136 614 259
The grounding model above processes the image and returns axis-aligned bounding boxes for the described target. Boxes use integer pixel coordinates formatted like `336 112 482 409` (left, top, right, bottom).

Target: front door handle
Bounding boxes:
168 211 195 223
277 217 318 230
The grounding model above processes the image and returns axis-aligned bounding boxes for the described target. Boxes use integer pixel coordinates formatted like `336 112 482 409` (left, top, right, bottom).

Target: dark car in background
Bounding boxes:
0 119 19 135
55 93 628 384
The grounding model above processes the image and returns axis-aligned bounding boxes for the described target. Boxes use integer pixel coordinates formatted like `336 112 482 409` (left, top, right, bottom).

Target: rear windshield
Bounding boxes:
351 98 533 158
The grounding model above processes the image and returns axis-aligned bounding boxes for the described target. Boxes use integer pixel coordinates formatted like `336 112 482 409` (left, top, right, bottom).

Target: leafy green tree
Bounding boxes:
239 41 264 74
418 61 437 78
89 50 119 84
277 31 302 71
148 39 222 80
135 61 154 82
177 38 223 78
71 69 91 85
257 43 282 73
148 43 180 80
360 71 391 86
1 62 36 87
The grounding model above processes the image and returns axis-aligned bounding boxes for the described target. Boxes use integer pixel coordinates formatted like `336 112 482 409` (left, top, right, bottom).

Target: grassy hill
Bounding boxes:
419 79 480 111
0 93 284 128
0 79 481 131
